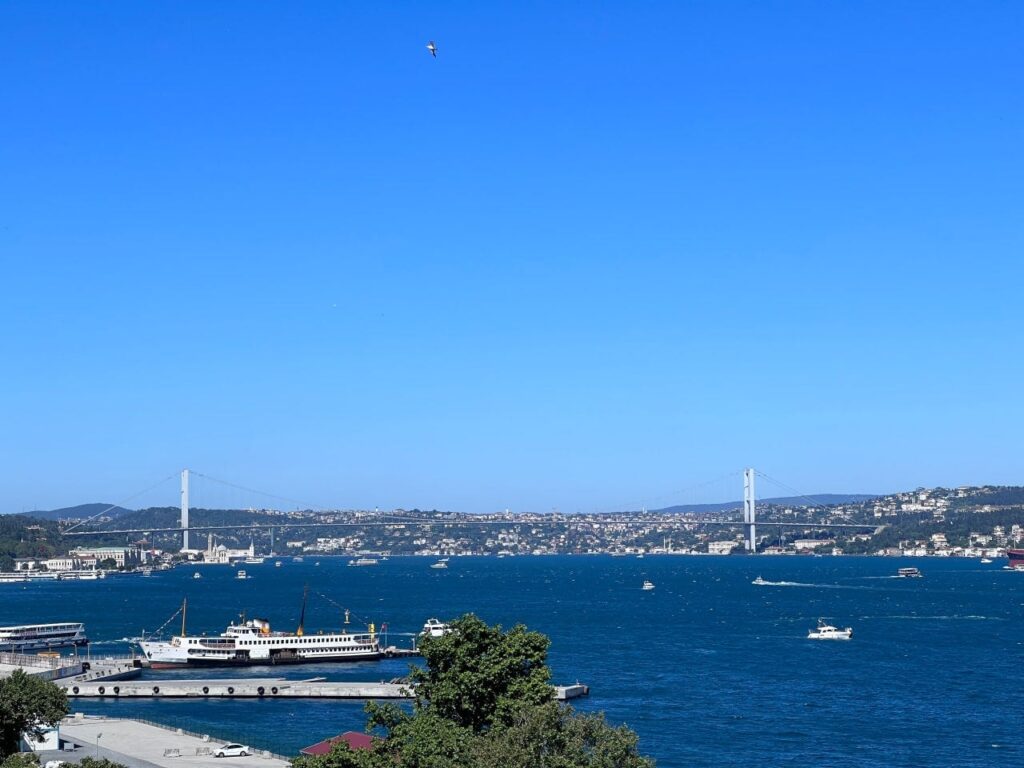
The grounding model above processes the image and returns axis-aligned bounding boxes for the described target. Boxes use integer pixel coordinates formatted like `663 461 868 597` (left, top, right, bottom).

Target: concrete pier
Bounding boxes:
61 677 589 701
554 683 589 701
55 715 291 768
62 677 412 699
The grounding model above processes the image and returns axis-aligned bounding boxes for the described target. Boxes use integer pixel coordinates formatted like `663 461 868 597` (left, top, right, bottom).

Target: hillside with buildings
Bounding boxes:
2 485 1023 572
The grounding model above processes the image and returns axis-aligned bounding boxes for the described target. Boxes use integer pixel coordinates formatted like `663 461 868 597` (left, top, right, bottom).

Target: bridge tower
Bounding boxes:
181 468 190 551
743 468 756 552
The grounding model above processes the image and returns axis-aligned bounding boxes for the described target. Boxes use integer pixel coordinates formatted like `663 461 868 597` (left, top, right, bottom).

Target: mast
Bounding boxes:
181 597 188 637
297 585 307 637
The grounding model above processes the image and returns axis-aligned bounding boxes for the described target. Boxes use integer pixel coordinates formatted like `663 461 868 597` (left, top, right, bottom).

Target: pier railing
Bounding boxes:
0 651 66 669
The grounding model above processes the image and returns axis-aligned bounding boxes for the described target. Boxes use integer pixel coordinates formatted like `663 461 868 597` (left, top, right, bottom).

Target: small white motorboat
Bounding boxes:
807 619 852 640
641 580 655 591
192 572 202 580
421 618 451 638
752 576 768 585
235 570 249 580
980 558 993 564
430 560 448 569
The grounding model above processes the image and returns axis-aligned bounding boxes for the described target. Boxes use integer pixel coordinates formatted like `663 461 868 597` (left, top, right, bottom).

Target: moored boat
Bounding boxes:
139 597 383 668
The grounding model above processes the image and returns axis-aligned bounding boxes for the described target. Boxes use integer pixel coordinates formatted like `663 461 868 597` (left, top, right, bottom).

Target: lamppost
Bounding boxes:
96 732 102 759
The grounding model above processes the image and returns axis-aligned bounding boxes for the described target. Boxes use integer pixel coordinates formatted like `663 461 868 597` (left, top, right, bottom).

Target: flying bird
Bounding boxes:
426 40 437 58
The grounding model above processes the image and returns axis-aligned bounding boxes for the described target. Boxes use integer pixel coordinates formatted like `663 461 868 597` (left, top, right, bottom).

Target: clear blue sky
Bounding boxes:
2 2 1021 513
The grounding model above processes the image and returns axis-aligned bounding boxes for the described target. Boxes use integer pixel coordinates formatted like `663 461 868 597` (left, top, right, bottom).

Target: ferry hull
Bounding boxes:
1007 549 1024 569
146 651 384 669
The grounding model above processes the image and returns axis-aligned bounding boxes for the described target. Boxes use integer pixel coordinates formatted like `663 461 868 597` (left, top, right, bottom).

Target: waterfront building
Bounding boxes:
69 546 145 568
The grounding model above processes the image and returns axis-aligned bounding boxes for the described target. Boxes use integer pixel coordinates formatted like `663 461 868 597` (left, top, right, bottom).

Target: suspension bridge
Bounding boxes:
60 467 879 553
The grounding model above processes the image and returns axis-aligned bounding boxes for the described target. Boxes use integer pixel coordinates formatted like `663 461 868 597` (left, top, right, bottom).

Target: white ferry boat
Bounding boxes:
0 622 89 652
897 567 922 578
348 558 379 567
139 601 383 668
244 557 265 565
807 619 853 640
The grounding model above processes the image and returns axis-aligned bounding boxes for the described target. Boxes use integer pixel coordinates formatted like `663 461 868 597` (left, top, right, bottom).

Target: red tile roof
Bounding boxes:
300 732 373 755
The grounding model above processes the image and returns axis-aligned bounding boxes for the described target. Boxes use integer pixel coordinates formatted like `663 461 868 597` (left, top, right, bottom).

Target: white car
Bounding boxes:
214 744 251 758
44 761 66 768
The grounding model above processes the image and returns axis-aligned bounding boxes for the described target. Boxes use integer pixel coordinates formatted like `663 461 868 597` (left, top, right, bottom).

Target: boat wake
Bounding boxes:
754 580 873 590
858 614 999 621
90 637 144 645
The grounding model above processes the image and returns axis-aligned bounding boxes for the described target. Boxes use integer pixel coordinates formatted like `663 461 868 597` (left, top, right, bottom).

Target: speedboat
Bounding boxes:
421 618 451 638
641 580 655 591
980 558 993 564
193 572 202 580
430 560 448 569
807 619 852 640
752 576 768 585
235 570 249 580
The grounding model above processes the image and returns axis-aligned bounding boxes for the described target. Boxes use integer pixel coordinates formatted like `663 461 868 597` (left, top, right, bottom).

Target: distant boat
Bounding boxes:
275 561 283 568
752 576 768 585
235 570 249 580
348 558 378 567
897 567 922 578
636 553 645 559
141 567 154 577
430 560 448 570
641 580 655 591
807 619 852 640
980 558 993 564
244 557 265 565
292 556 304 563
193 572 202 580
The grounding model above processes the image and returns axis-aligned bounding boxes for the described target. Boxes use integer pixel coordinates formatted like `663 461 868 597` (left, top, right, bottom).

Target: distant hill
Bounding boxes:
649 494 878 515
13 503 135 521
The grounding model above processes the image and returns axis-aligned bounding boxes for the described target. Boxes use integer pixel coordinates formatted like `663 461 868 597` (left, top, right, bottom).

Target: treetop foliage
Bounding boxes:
292 613 654 768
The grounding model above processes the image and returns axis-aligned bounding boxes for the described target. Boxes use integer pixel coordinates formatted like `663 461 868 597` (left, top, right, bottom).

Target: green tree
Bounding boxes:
410 613 552 732
0 753 39 768
471 701 655 768
0 671 69 758
78 758 129 768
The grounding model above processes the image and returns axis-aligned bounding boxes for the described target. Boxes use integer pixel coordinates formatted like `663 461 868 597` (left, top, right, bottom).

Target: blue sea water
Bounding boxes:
1 556 1021 767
